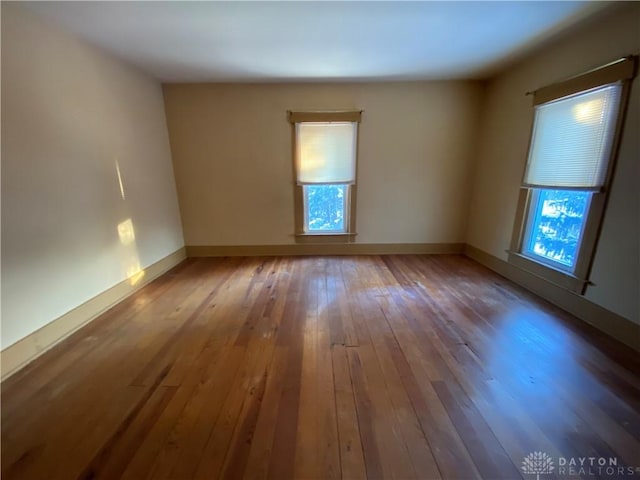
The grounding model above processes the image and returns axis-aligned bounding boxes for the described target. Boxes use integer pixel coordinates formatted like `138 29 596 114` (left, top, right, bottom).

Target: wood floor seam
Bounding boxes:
2 255 638 480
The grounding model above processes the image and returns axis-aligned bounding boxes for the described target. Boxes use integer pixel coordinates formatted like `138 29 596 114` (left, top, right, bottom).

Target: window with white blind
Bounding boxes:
289 111 361 238
523 84 621 189
509 57 636 293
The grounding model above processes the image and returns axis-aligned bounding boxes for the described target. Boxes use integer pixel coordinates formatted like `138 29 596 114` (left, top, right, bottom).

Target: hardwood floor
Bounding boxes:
2 255 639 480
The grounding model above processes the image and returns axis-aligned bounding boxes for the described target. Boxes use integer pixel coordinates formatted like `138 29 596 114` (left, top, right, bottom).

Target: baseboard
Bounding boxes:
8 243 630 380
1 247 187 381
186 242 465 257
464 244 640 352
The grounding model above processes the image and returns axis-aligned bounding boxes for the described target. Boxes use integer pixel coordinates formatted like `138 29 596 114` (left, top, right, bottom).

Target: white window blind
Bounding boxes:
523 83 622 190
295 122 357 185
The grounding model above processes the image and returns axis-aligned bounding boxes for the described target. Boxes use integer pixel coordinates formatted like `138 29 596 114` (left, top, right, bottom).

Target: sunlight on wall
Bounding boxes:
117 218 136 246
117 218 145 286
115 161 145 285
115 159 126 200
126 261 146 286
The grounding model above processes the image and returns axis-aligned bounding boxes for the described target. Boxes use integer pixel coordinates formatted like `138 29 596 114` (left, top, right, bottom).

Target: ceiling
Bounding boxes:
24 1 612 83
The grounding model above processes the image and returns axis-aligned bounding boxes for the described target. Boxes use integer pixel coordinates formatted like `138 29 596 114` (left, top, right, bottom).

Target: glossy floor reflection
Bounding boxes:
2 255 639 479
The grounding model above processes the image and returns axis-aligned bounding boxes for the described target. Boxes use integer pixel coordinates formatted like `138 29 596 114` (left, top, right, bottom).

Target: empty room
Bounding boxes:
1 1 639 479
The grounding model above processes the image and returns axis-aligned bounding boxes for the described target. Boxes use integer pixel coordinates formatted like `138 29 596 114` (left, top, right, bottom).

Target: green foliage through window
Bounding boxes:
524 189 590 268
304 184 346 232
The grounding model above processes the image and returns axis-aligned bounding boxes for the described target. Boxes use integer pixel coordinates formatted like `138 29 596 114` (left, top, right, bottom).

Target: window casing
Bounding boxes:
289 111 362 240
509 57 636 293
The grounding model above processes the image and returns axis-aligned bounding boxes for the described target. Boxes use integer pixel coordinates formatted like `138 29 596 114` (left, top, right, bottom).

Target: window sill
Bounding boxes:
507 251 589 294
294 233 357 244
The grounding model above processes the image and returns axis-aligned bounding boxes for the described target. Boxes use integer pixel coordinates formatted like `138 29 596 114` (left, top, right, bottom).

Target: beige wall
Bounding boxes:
3 1 635 354
1 4 185 349
163 82 483 246
466 3 640 324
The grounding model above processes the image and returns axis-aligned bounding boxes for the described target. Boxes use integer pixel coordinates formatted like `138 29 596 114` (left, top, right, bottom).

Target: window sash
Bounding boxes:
521 188 592 274
303 184 350 234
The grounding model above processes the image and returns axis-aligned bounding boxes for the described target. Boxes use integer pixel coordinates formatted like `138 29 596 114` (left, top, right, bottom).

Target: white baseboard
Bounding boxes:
1 247 187 381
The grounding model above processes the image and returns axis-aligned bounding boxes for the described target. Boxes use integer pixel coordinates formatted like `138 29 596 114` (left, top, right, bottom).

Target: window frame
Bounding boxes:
508 57 636 294
289 111 362 242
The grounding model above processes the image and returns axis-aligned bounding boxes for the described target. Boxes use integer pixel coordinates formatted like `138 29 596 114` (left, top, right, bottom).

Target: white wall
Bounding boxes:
1 4 185 349
163 81 482 246
466 3 640 323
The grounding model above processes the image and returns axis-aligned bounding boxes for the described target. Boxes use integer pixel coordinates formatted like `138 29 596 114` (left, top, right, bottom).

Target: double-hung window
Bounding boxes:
289 111 361 239
509 57 636 293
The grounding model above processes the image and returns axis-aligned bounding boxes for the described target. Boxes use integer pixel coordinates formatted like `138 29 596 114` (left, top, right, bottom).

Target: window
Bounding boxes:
304 184 347 233
289 111 361 239
522 189 591 270
509 57 636 293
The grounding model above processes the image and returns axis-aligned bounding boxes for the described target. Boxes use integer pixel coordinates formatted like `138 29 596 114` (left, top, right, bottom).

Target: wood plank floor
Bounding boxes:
2 255 639 480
